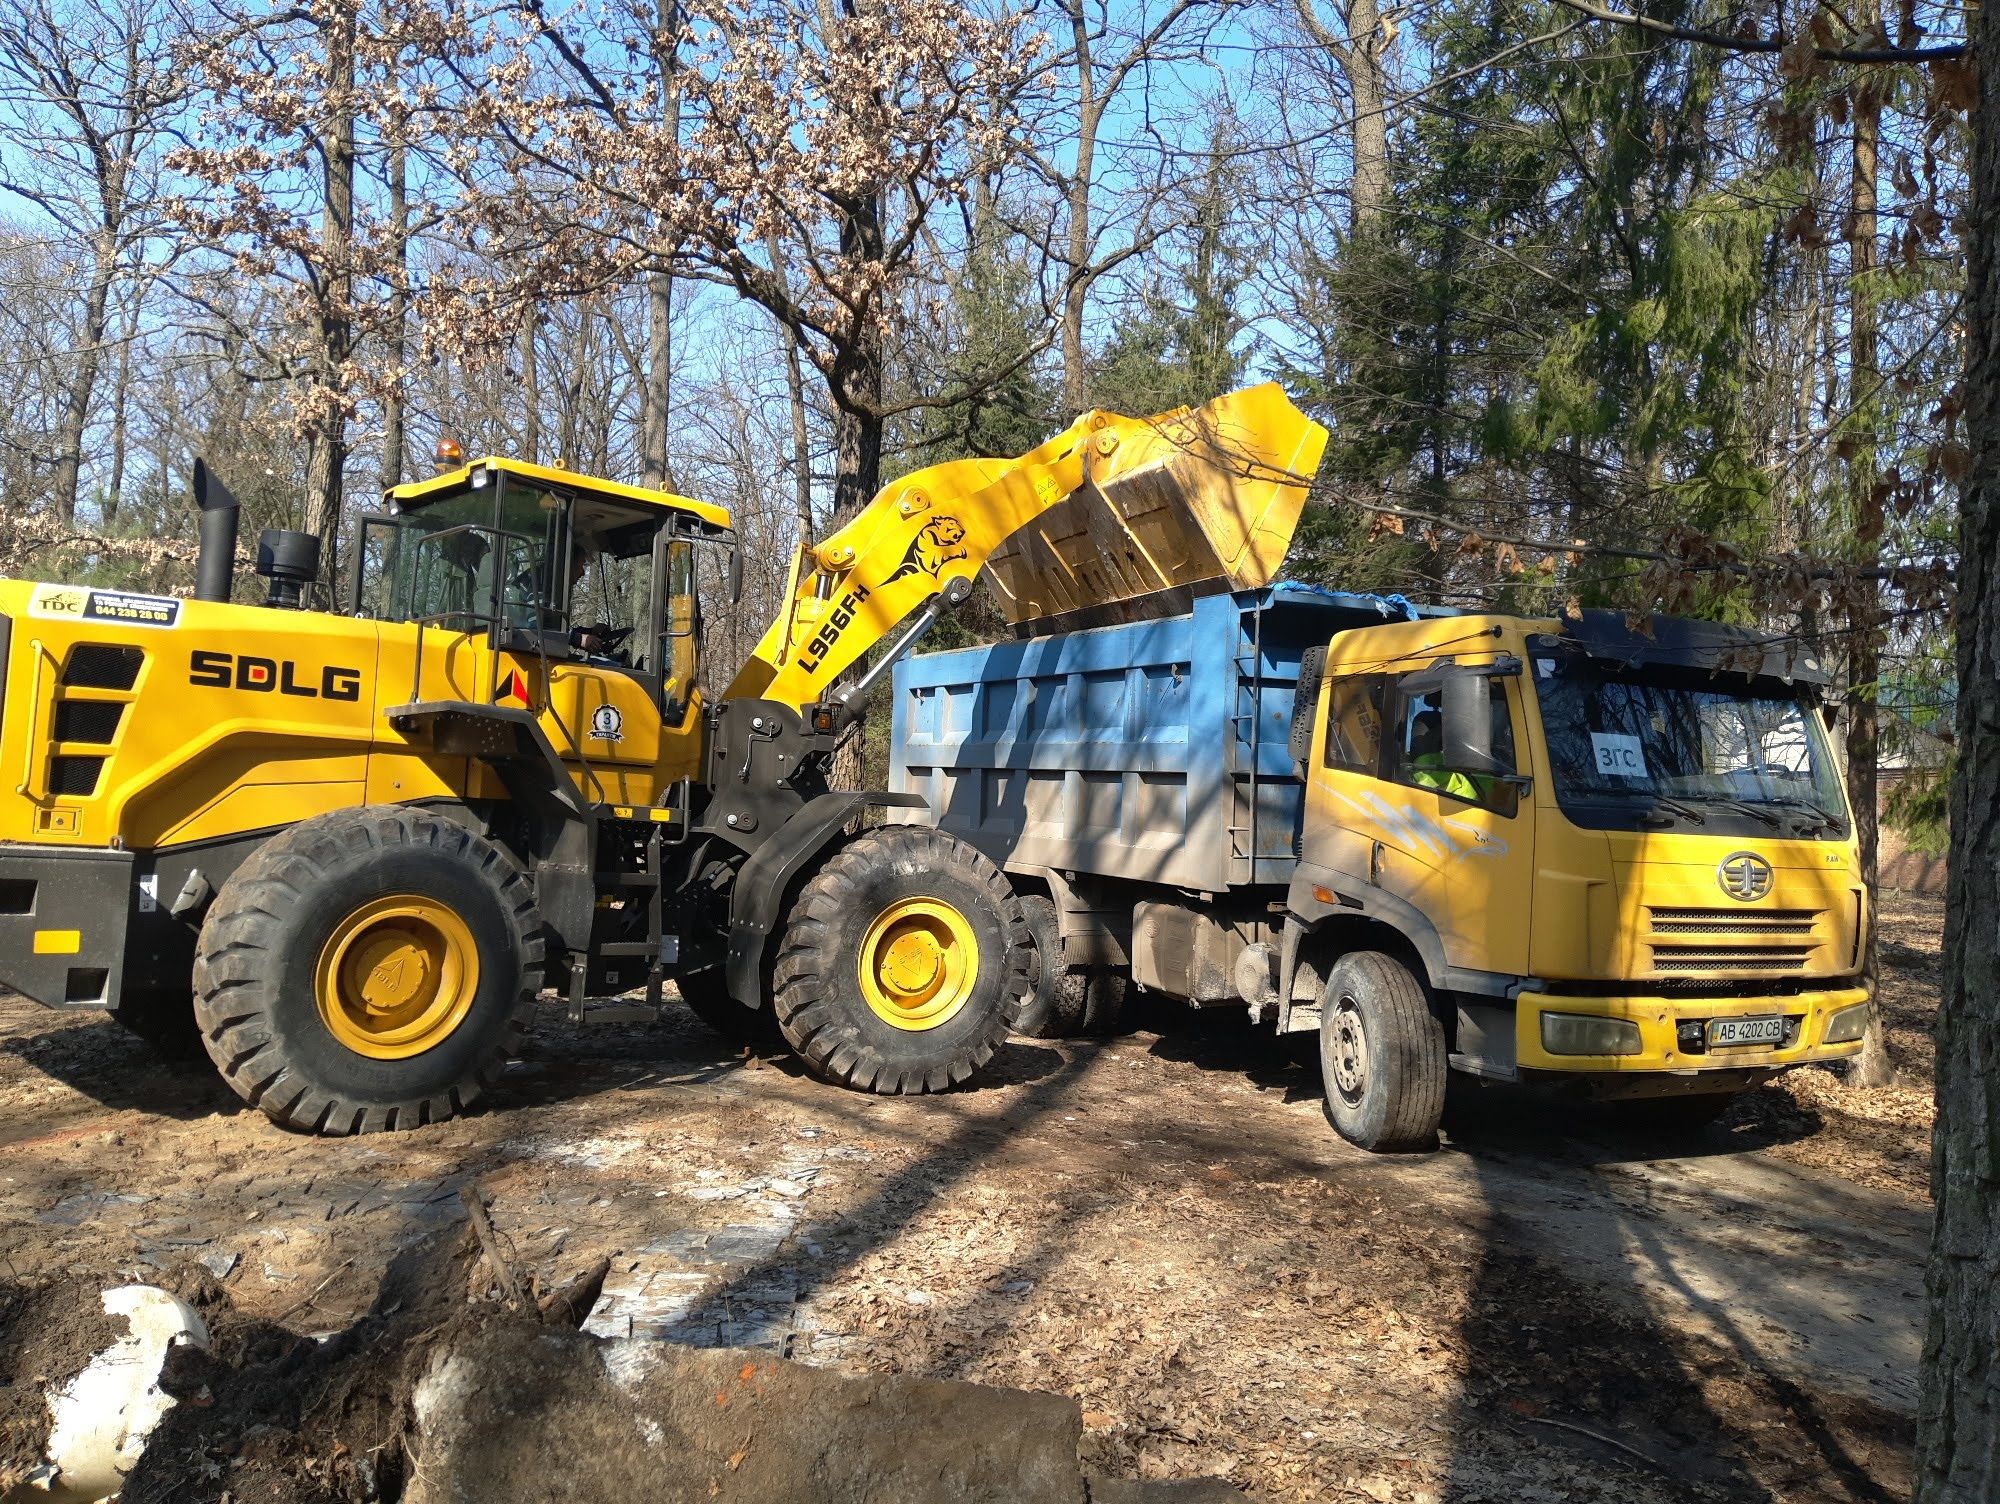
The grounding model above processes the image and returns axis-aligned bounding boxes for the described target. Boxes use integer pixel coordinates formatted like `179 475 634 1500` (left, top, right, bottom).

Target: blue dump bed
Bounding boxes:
890 583 1430 894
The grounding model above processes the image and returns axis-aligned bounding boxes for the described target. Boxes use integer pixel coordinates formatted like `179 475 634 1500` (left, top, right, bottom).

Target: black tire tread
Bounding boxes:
771 826 1032 1095
1322 950 1446 1152
1011 894 1079 1039
193 806 544 1135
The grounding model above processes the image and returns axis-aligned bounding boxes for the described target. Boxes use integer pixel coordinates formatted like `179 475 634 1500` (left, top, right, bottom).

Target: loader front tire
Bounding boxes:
772 826 1032 1094
193 807 543 1135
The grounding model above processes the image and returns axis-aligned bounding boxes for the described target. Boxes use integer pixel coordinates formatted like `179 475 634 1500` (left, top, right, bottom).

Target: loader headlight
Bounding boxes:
1823 1001 1871 1045
1541 1012 1643 1057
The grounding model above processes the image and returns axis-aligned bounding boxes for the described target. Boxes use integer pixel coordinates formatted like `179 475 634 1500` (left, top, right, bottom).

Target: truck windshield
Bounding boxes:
1531 656 1848 835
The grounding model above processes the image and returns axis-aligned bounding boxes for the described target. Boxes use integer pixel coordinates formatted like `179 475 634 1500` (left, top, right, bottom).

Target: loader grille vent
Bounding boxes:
54 701 124 744
49 755 105 797
62 644 142 691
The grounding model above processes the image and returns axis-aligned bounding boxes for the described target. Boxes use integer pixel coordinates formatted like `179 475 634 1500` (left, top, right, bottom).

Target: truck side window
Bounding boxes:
1390 679 1518 811
1322 675 1385 772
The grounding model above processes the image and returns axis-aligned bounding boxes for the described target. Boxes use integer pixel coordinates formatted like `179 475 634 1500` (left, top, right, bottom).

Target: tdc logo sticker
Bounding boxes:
590 704 624 743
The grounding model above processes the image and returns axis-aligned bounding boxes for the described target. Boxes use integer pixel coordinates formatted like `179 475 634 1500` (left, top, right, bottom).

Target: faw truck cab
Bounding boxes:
892 590 1870 1151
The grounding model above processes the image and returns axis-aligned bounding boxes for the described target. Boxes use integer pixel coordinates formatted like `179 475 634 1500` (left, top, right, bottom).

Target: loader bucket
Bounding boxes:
982 383 1329 629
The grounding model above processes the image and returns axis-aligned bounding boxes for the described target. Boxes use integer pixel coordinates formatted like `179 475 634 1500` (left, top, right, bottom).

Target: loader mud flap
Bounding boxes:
0 846 133 1009
722 792 929 1006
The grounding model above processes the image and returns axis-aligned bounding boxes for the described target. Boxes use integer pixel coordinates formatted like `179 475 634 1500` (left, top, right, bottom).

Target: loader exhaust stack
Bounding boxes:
193 459 240 605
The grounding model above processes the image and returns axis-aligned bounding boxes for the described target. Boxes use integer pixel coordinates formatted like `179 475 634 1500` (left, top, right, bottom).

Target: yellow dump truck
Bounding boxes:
892 561 1870 1149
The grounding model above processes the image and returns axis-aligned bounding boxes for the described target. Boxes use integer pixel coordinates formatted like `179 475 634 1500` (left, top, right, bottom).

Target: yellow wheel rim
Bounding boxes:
314 894 480 1060
856 897 979 1032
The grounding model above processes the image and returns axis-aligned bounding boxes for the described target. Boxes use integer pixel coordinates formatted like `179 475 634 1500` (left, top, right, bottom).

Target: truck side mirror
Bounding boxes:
727 545 744 604
1441 668 1497 772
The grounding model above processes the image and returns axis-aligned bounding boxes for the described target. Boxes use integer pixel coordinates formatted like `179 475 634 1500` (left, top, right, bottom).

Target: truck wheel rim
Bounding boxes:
1330 997 1368 1104
315 895 480 1060
857 897 978 1032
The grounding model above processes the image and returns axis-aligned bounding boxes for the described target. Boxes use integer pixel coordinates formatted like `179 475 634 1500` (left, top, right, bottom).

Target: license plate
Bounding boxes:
1708 1015 1786 1048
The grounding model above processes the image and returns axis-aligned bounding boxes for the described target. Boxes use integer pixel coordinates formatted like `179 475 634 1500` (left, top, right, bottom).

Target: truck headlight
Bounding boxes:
1541 1012 1643 1056
1823 1001 1871 1045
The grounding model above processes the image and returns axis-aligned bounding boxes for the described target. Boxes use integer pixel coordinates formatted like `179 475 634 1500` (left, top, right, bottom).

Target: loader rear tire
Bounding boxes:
772 826 1032 1094
675 968 785 1054
1319 951 1446 1153
193 807 544 1135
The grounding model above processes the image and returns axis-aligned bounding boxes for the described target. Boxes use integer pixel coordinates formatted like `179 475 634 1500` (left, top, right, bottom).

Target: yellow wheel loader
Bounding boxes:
0 385 1325 1133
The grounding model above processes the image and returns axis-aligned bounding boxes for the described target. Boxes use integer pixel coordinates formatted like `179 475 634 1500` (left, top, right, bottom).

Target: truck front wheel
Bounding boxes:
1319 951 1446 1152
772 827 1032 1094
193 807 543 1134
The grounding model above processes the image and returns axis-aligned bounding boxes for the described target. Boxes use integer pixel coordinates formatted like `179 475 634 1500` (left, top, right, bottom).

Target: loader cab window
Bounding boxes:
357 468 705 723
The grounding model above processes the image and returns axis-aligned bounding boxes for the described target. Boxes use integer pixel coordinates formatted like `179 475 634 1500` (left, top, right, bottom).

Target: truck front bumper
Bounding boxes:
0 845 133 1009
1514 985 1869 1078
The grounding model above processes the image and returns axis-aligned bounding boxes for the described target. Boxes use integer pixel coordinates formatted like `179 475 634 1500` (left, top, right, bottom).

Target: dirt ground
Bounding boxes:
0 898 1941 1504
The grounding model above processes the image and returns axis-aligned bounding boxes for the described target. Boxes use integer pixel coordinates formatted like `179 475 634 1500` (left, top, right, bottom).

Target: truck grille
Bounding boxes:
1648 906 1821 975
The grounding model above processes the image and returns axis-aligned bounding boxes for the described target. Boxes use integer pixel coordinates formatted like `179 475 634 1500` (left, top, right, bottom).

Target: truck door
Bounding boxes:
1303 667 1535 979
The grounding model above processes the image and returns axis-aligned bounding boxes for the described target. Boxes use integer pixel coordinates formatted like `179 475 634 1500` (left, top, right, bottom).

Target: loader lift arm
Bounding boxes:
724 383 1330 715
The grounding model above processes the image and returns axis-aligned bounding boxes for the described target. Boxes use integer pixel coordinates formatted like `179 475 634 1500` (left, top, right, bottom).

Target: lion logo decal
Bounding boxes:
888 518 969 583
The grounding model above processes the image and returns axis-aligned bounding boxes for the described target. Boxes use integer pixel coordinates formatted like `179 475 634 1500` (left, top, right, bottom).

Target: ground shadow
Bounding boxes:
1133 998 1322 1104
1439 1133 1908 1503
0 1017 241 1127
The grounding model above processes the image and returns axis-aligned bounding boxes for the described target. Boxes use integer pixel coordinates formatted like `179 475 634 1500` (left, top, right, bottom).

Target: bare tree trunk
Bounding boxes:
761 229 816 542
640 4 683 491
382 127 408 487
519 309 540 463
301 0 356 556
1061 0 1098 414
52 226 117 526
1294 0 1390 233
1919 0 2000 1484
1846 51 1892 1088
642 270 672 489
104 282 140 526
828 188 885 524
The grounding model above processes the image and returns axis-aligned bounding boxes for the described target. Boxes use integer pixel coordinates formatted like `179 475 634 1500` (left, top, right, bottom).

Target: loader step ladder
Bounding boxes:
568 800 683 1025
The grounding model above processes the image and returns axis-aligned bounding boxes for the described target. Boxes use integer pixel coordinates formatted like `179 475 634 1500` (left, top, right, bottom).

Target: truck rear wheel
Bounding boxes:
1013 895 1128 1039
772 826 1032 1094
193 807 544 1134
1319 951 1446 1152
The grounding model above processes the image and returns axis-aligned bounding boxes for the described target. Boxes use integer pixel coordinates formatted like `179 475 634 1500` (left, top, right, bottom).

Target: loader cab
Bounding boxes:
355 457 733 727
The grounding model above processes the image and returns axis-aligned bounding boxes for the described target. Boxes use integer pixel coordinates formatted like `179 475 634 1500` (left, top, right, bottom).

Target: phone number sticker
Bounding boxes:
29 585 181 628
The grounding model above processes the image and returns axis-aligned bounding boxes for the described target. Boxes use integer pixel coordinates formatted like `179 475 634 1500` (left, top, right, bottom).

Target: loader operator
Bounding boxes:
503 541 626 660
